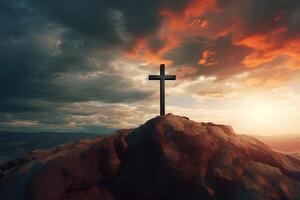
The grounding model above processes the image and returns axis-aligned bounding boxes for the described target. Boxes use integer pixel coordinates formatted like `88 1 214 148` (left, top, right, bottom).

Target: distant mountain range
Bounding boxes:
0 131 102 161
256 135 300 153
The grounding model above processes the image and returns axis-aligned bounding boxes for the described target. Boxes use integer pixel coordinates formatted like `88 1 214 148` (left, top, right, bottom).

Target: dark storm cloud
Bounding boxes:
237 0 288 35
163 35 252 78
0 0 192 105
164 0 190 12
216 0 234 8
0 0 172 131
214 0 300 39
30 0 189 42
206 36 252 77
30 0 121 43
111 0 190 37
147 36 167 53
51 73 151 103
0 1 54 107
164 36 209 67
285 4 300 38
0 0 162 107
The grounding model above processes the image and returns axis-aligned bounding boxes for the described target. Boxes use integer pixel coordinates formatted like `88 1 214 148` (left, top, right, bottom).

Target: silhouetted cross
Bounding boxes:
149 64 176 116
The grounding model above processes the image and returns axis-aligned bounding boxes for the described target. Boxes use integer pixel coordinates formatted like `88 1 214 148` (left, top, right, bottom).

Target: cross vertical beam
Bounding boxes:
149 64 176 116
160 64 165 116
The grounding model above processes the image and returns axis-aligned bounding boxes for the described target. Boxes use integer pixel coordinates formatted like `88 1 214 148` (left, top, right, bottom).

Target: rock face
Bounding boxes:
1 114 300 200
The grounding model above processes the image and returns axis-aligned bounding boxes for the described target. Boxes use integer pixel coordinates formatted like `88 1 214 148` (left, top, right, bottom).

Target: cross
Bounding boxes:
149 64 176 116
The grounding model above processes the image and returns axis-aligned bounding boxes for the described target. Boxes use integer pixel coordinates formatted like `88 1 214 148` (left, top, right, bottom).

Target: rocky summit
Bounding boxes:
1 114 300 200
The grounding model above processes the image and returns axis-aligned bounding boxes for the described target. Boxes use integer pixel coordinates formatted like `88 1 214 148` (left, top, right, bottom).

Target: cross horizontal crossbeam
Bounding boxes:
148 75 176 80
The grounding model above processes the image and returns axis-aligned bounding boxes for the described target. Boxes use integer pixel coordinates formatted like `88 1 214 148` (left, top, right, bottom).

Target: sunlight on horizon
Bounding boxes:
168 90 300 136
234 96 296 136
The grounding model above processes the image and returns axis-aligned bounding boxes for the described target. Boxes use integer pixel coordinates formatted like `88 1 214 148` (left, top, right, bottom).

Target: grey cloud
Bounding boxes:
0 0 154 105
237 0 287 35
163 36 209 67
147 36 167 53
30 0 173 44
0 0 164 131
30 0 123 44
0 101 151 133
51 73 152 103
285 5 300 38
214 0 300 40
163 35 252 79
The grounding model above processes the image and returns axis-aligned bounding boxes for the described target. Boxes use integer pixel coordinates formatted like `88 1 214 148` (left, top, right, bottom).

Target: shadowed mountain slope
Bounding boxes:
0 132 100 161
1 114 300 200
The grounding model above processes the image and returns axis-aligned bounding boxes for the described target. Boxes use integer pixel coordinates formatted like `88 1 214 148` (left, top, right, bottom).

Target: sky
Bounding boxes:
0 0 299 136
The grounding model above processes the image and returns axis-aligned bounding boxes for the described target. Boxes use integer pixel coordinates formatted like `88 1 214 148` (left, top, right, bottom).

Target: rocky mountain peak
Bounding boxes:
1 114 300 200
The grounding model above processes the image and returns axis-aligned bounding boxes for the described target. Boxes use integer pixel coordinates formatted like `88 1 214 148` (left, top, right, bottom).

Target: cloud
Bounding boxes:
213 0 300 69
163 35 252 78
129 0 300 79
0 0 299 133
0 0 160 131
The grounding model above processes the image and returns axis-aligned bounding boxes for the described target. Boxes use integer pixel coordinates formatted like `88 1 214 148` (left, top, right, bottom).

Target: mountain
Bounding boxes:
0 132 100 161
256 135 300 153
1 114 300 200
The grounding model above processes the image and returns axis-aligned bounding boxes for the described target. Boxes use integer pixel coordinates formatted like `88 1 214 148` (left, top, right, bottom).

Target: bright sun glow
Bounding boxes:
169 92 300 136
236 97 295 135
248 101 285 125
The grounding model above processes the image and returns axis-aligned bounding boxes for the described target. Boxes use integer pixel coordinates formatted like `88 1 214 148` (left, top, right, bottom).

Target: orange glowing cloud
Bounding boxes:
198 50 218 66
190 18 209 29
124 0 300 83
234 28 300 68
124 34 179 65
176 66 198 79
125 0 219 64
184 0 216 17
245 77 283 89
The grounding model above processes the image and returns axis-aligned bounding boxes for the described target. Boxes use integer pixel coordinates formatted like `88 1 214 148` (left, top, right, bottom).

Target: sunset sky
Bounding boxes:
0 0 299 136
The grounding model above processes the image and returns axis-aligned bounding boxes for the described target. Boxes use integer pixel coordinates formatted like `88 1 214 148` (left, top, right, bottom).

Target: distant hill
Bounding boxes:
1 114 300 200
256 135 300 153
0 132 101 161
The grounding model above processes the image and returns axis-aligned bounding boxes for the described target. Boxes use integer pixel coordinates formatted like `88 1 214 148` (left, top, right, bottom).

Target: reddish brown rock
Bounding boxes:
1 114 300 200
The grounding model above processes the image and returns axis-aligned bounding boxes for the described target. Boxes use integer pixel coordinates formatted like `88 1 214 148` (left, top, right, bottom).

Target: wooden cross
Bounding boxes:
149 64 176 116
